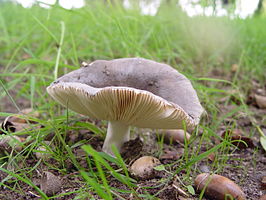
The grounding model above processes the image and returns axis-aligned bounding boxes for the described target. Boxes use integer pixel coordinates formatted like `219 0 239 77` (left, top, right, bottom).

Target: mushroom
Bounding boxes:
47 58 204 155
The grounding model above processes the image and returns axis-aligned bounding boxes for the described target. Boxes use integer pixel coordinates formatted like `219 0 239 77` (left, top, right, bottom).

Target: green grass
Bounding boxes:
0 1 265 199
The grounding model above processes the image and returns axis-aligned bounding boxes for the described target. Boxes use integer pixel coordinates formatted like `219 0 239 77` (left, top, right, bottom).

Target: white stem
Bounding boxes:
102 121 130 155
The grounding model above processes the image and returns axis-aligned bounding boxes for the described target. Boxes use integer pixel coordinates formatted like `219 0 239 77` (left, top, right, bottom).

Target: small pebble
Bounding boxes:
199 165 210 173
34 141 53 160
40 171 62 196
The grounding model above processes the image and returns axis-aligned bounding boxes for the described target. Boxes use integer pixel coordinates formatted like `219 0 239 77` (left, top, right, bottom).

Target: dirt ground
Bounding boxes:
0 115 265 200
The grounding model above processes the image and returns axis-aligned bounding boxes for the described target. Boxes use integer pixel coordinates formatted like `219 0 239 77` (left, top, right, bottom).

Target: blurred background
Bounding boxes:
0 0 265 112
9 0 266 19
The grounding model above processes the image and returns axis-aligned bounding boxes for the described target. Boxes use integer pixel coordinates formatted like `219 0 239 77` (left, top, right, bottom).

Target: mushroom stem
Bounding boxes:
102 121 130 155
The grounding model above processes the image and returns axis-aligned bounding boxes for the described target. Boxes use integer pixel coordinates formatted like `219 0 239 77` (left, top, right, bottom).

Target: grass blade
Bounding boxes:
54 21 65 80
0 167 48 199
80 170 112 200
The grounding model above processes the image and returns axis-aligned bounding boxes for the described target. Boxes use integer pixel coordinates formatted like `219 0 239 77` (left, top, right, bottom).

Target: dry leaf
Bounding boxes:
1 108 40 134
1 119 16 133
19 108 40 117
1 120 39 135
0 135 24 152
9 108 40 124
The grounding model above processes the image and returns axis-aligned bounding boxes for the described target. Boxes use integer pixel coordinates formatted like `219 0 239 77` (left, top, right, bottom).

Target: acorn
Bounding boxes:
194 173 246 200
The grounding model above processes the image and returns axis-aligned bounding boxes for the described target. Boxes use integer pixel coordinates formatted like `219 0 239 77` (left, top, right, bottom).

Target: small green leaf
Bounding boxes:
186 185 195 195
260 136 266 151
154 164 165 171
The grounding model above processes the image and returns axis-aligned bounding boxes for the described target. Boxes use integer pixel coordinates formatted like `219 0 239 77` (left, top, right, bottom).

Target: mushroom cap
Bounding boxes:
47 58 204 129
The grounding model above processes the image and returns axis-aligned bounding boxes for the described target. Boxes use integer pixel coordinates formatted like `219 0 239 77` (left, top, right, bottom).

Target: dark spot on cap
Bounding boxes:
102 66 110 76
148 80 159 88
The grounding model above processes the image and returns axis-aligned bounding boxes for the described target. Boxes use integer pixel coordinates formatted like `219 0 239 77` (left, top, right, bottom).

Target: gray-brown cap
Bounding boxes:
47 58 204 155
